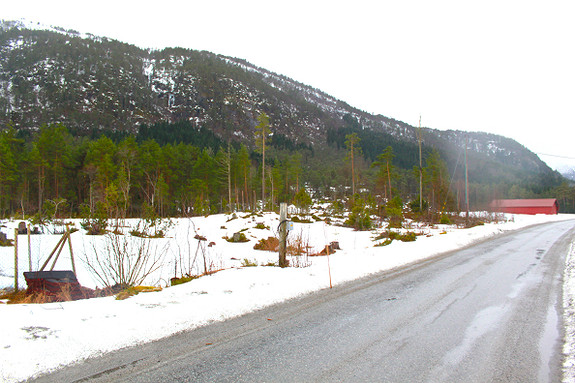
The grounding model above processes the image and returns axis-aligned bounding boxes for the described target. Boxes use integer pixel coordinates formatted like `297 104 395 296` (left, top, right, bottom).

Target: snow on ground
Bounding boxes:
564 239 575 381
0 212 574 382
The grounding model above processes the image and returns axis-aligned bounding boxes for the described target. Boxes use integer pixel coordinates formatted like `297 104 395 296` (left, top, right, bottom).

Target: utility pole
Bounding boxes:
417 116 423 213
279 202 288 268
465 135 470 222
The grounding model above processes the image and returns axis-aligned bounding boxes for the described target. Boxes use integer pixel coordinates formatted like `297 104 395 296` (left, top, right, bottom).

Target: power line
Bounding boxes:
536 153 575 160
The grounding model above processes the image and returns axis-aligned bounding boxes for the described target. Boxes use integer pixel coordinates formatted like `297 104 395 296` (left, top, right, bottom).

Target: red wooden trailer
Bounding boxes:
23 270 92 300
489 199 559 215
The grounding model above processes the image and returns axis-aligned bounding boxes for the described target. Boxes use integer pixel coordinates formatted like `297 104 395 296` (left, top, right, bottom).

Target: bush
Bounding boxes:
0 235 13 247
115 285 162 300
385 196 404 228
345 196 373 231
130 228 165 238
225 232 249 243
398 231 417 242
293 188 312 214
409 197 429 213
375 239 393 247
170 275 199 286
290 216 313 223
241 258 258 267
80 202 108 235
254 236 279 251
328 200 345 217
374 230 417 245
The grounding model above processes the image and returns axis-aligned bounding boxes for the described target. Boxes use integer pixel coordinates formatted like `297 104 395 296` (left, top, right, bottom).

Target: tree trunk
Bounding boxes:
351 142 355 196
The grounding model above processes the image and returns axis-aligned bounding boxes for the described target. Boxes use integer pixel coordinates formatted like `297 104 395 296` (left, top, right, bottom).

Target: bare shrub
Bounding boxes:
55 283 73 302
82 231 168 288
287 230 311 268
204 251 224 275
172 220 196 278
171 219 222 279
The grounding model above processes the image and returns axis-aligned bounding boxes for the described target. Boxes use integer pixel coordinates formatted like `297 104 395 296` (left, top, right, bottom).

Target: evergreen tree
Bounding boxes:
345 133 361 196
371 146 396 201
36 123 73 200
0 127 21 215
254 112 271 209
116 136 138 217
236 144 252 210
293 187 312 214
423 149 454 213
84 135 117 207
216 144 234 212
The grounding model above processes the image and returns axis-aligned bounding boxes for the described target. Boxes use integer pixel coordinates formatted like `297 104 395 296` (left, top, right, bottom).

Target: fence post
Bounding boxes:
14 228 18 291
28 224 32 272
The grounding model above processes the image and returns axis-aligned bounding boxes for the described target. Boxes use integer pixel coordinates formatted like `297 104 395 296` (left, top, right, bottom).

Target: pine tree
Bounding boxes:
36 123 73 200
423 149 453 213
345 133 361 196
236 144 251 210
371 146 395 201
0 127 21 215
254 112 271 210
216 144 234 212
84 135 117 205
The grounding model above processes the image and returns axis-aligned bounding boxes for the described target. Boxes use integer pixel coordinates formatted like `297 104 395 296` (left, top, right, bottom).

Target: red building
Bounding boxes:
489 199 559 215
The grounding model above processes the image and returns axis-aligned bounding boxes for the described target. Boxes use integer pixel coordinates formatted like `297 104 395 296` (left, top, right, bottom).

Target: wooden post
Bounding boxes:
279 203 288 268
326 244 333 289
67 227 76 274
27 224 32 272
14 228 18 291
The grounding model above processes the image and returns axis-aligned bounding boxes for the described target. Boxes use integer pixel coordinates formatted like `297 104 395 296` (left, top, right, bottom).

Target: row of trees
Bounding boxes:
2 116 569 221
0 118 461 220
0 121 306 219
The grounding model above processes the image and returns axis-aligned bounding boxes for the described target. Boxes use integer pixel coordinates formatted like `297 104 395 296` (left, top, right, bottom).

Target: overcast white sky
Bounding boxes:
3 0 575 170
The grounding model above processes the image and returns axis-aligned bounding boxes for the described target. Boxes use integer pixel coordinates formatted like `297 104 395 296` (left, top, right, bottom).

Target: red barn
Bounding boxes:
489 199 559 215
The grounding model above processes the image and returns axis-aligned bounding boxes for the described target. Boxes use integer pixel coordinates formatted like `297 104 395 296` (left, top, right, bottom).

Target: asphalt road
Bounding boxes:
31 219 575 383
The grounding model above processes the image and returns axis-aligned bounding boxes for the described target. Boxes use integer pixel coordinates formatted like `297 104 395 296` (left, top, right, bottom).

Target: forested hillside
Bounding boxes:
0 20 573 217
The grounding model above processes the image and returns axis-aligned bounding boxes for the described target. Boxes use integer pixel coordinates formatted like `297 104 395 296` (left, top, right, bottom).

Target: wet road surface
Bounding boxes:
32 219 575 382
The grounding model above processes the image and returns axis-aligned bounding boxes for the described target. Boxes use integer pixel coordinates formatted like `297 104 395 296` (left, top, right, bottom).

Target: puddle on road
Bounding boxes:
538 301 560 382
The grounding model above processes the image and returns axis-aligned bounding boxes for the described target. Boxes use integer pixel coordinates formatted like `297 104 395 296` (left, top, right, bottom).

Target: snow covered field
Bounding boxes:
0 212 574 382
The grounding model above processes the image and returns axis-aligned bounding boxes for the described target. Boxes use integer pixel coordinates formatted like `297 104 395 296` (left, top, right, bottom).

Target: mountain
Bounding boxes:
0 20 563 191
561 168 575 182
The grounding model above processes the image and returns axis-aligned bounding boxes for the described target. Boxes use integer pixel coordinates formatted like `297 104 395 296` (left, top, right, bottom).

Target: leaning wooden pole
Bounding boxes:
50 231 70 271
40 231 68 271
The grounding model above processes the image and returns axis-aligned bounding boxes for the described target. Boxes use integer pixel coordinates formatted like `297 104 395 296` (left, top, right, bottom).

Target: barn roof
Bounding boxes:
489 198 558 208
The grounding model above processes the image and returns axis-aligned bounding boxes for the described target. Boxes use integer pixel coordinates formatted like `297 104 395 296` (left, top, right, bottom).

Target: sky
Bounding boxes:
3 0 575 170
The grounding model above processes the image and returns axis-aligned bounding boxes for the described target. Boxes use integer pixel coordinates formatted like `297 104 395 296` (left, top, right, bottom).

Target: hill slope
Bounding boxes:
0 20 561 189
